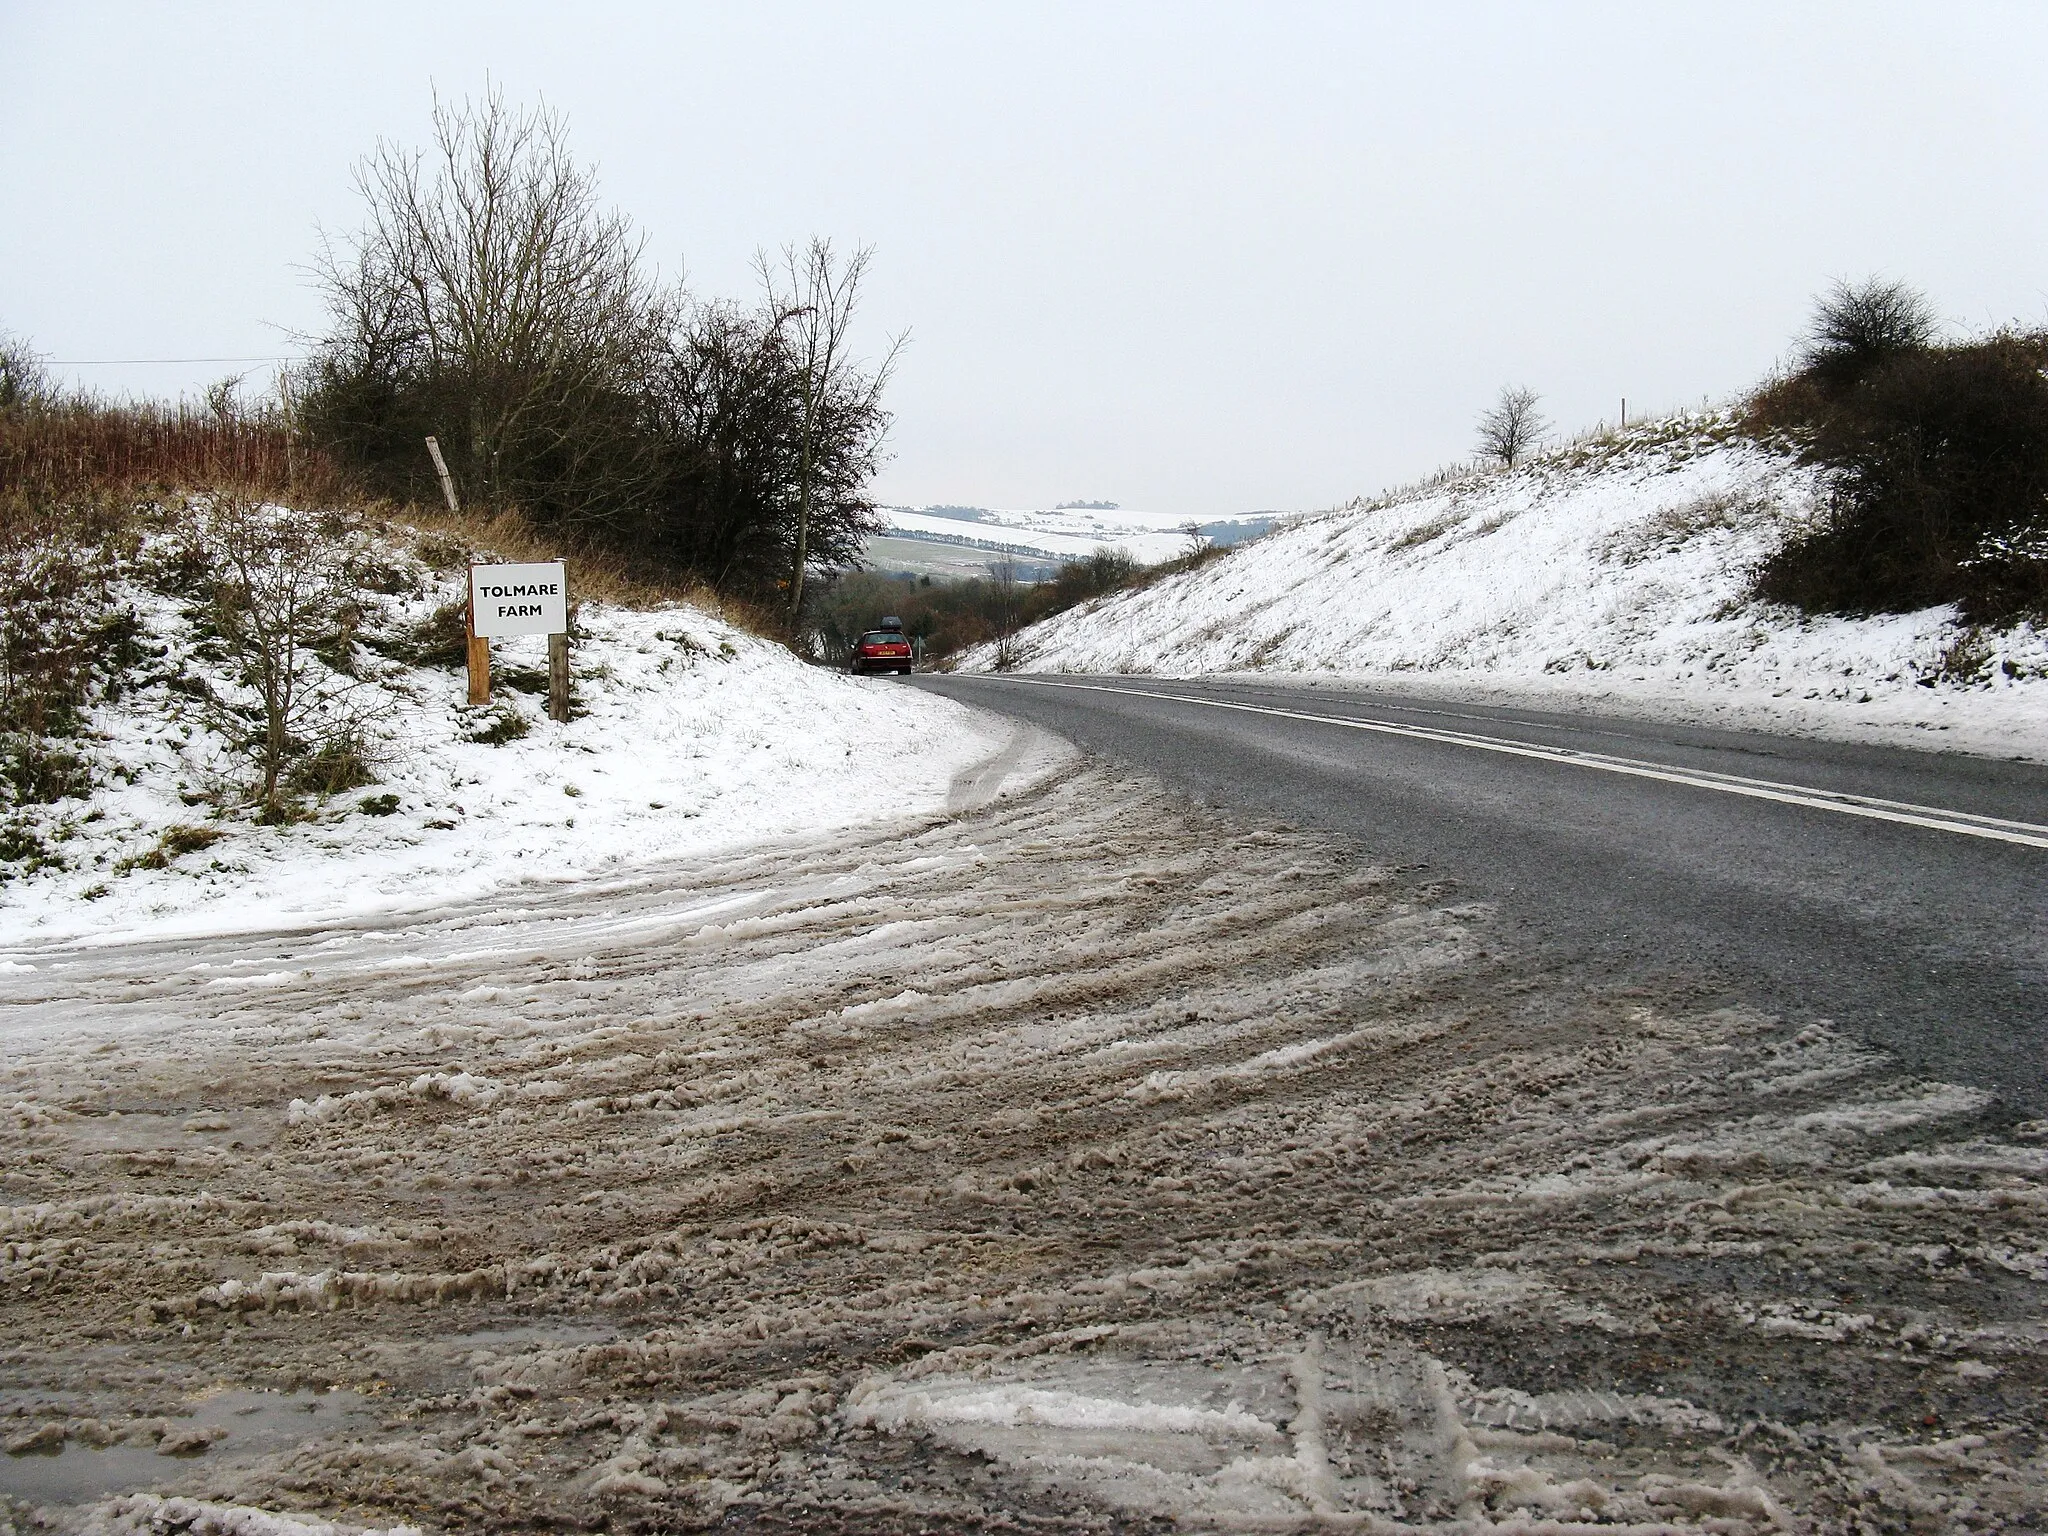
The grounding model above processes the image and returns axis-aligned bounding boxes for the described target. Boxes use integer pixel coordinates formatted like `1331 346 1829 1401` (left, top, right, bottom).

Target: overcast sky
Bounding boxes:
6 2 2047 517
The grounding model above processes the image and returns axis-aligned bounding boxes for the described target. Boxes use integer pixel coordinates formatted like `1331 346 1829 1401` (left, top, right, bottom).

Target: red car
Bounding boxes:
850 624 914 675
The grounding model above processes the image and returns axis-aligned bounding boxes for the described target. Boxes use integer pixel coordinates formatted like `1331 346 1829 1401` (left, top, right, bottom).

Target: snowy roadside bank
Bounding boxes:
960 417 2048 762
0 528 1008 949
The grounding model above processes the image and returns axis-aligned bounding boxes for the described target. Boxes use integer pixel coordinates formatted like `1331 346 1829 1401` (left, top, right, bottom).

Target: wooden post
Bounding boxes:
466 568 490 706
425 436 461 514
548 633 569 722
547 563 571 722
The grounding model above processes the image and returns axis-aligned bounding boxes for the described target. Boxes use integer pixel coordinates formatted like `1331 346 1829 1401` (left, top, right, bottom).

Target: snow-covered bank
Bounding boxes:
963 416 2048 759
0 538 1005 948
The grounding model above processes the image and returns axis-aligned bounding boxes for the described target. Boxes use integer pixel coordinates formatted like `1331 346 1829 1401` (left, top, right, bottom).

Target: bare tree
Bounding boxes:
755 239 903 624
1476 386 1547 470
307 86 670 526
203 373 248 427
986 558 1023 670
0 331 51 410
198 496 377 820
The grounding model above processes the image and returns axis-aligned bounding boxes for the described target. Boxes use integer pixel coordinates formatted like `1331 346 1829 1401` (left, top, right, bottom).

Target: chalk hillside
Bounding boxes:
962 413 2048 759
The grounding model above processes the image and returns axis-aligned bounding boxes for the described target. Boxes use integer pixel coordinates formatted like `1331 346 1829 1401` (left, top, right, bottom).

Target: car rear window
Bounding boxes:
860 632 907 645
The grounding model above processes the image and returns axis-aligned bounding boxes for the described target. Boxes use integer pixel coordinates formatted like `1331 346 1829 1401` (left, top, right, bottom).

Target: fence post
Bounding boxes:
425 436 461 514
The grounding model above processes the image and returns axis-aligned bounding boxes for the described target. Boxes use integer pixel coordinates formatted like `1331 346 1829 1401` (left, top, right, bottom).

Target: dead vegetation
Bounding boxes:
0 395 344 507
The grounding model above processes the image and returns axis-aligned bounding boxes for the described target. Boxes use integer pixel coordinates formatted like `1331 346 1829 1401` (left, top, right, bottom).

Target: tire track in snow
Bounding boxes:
1 766 2042 1531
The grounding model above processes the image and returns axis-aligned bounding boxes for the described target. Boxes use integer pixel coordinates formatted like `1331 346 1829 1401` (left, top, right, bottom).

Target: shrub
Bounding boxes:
0 816 51 868
1752 327 2048 619
463 706 531 745
365 600 471 670
116 823 224 872
288 730 379 795
1801 276 1939 386
0 490 127 740
1 739 89 805
160 824 224 858
496 663 551 696
195 495 384 817
0 332 51 411
359 792 401 816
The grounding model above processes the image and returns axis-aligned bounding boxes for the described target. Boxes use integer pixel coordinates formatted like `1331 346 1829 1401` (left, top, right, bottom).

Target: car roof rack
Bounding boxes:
879 615 905 631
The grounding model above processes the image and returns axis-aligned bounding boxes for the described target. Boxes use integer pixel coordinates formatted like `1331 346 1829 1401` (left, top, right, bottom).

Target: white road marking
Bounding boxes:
992 678 2048 850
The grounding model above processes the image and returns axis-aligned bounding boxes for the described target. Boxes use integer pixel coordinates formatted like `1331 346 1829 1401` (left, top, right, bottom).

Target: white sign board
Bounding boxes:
470 562 568 638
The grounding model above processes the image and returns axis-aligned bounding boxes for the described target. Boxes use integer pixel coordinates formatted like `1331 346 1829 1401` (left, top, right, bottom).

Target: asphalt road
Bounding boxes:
914 674 2048 1113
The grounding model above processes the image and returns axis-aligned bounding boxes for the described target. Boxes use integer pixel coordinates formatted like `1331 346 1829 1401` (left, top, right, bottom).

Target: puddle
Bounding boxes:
0 1388 373 1507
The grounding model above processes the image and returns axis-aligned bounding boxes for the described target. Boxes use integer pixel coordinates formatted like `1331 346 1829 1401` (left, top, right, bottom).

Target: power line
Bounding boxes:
45 355 302 366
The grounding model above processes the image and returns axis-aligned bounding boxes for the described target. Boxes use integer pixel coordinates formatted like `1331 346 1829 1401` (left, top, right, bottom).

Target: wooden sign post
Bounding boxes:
548 630 570 723
468 561 571 721
465 572 492 706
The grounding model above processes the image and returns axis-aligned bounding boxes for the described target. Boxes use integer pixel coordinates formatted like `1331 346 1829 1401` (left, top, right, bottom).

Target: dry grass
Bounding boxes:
2 396 779 633
389 501 774 629
0 399 348 504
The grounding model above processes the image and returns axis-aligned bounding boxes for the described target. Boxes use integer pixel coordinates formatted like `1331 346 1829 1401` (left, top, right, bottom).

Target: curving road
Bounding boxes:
915 674 2048 1112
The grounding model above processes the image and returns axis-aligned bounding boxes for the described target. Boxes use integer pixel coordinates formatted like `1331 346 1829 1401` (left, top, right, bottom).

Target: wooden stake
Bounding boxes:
548 632 570 722
425 436 461 515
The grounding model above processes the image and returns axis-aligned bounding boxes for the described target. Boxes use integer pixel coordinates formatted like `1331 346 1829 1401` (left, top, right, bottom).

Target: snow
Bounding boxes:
0 527 1008 948
78 1495 423 1536
847 1379 1285 1439
962 415 2048 759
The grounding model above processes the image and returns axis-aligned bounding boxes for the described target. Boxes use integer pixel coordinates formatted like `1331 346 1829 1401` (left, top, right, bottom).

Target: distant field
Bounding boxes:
862 508 1286 583
859 534 1060 582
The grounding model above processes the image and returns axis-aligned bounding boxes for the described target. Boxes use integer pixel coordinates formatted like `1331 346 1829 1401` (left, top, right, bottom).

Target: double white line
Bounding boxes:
994 677 2048 851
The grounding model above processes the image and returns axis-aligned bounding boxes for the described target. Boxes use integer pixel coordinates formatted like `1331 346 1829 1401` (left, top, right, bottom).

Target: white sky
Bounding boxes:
6 2 2047 518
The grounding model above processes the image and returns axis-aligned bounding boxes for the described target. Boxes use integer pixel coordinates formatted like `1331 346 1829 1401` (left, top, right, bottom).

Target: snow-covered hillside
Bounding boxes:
965 415 2048 758
0 523 1006 948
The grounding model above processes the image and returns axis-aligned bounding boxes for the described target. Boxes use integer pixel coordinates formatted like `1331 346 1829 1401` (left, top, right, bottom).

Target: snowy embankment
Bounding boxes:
966 415 2048 758
0 530 1004 948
